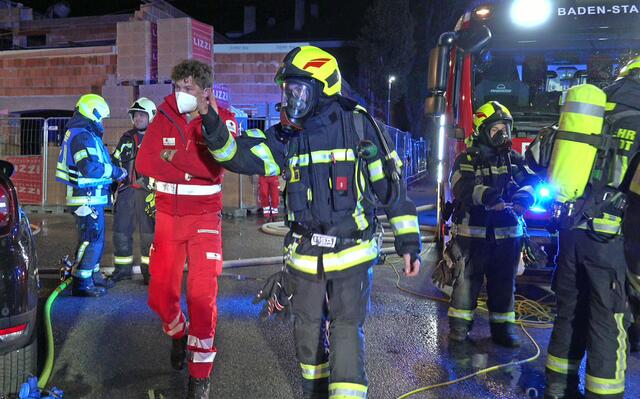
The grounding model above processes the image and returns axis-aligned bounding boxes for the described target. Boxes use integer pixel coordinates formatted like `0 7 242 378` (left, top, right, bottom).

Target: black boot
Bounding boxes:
141 264 150 286
490 322 520 348
545 365 582 399
187 376 210 399
110 265 133 282
72 277 107 297
171 335 187 371
448 317 472 342
93 270 115 289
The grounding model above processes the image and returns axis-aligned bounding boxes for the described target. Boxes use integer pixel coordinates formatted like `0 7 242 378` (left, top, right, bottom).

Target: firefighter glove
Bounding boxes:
253 271 293 321
144 192 156 218
431 239 465 289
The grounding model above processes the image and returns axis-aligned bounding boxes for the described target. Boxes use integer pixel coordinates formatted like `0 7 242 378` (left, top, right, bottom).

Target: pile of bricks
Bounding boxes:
116 20 158 83
157 18 214 81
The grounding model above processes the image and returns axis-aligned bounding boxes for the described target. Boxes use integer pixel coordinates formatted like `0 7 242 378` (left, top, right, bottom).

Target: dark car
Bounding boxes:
0 160 40 395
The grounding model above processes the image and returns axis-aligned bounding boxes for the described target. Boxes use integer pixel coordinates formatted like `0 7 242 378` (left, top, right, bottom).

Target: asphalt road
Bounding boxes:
29 184 640 399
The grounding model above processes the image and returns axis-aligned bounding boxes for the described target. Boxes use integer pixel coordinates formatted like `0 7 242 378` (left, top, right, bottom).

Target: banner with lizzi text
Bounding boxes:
191 19 213 66
3 155 43 204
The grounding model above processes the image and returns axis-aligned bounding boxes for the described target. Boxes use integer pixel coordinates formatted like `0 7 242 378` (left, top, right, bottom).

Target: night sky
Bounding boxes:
18 0 374 41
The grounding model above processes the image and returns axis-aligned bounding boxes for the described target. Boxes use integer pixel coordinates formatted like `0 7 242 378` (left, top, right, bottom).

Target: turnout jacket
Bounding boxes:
450 144 538 240
112 129 151 191
202 97 421 278
56 112 123 206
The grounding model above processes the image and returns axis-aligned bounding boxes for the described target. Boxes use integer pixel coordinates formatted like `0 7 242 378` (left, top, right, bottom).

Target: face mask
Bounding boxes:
484 121 512 148
279 78 318 131
175 91 198 114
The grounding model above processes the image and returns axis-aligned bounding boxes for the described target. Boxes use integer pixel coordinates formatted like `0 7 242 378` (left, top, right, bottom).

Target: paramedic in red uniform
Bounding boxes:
136 59 231 399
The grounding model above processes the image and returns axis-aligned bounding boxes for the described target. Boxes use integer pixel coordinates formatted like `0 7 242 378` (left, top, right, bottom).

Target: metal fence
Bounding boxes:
0 116 70 205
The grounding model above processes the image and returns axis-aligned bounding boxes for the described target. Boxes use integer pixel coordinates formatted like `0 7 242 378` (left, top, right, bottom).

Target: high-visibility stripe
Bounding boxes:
480 165 509 176
156 181 222 196
328 382 368 399
450 170 463 188
209 133 237 162
286 242 318 274
66 194 109 206
113 149 121 160
244 128 266 139
494 225 524 239
545 354 581 375
389 150 403 168
163 312 186 337
367 159 385 182
101 163 113 179
72 268 93 279
459 164 475 172
489 312 516 323
71 241 92 280
87 147 99 156
472 185 489 205
586 374 625 395
562 101 605 118
300 362 330 380
323 240 378 272
614 313 627 381
190 351 216 363
577 213 622 235
352 161 369 230
453 224 487 239
389 215 419 236
448 307 474 321
114 255 134 265
187 335 214 350
630 162 640 195
606 102 617 111
250 143 280 176
140 256 150 265
289 149 356 166
73 149 89 163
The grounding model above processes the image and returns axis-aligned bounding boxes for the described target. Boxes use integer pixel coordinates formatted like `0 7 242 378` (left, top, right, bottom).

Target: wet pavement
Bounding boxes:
29 182 640 399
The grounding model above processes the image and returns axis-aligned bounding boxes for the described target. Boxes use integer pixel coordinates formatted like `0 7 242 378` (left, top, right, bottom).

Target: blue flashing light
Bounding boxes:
538 186 551 199
532 183 554 212
530 206 548 214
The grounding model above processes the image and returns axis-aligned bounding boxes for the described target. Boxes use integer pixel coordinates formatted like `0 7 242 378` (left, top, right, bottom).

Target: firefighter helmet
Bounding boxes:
274 46 342 97
473 101 513 148
76 94 110 123
128 97 157 123
618 55 640 80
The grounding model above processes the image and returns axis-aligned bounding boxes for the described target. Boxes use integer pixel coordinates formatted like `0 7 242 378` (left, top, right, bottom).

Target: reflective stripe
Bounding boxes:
328 382 367 399
459 164 475 172
546 354 581 375
630 162 640 195
114 255 134 265
244 128 266 139
209 133 237 162
586 374 625 395
190 351 216 363
156 181 222 196
250 143 280 176
606 102 617 111
518 185 535 198
140 256 150 265
73 149 89 163
93 264 101 272
113 149 121 160
352 161 369 230
454 224 487 239
71 268 93 279
66 187 109 206
286 242 318 273
163 312 186 337
389 150 403 168
450 170 463 188
289 149 356 166
577 213 622 235
448 307 474 321
614 313 627 381
481 165 509 176
76 241 89 264
389 215 419 236
489 312 515 323
562 101 605 118
187 335 214 350
323 240 379 272
367 159 384 182
300 362 330 380
101 163 113 179
472 185 489 205
494 225 524 239
87 147 99 156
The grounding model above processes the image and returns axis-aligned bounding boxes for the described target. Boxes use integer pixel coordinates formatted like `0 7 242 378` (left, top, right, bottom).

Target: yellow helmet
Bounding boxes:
618 55 640 80
473 101 512 132
76 94 110 123
275 46 342 96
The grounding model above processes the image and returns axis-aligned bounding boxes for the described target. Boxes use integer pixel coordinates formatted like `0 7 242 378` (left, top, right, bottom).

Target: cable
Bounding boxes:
38 277 73 390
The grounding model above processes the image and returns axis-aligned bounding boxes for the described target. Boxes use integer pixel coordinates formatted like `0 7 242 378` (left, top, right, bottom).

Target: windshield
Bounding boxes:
471 49 630 132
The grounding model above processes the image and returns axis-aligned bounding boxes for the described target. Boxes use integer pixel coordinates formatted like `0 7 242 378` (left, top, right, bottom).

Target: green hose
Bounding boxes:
38 277 73 390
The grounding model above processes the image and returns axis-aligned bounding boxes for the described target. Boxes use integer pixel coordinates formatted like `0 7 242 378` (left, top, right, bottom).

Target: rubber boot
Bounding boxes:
72 277 107 297
490 322 520 348
111 265 133 282
171 335 187 371
187 376 210 399
448 317 472 342
545 370 583 399
141 264 150 286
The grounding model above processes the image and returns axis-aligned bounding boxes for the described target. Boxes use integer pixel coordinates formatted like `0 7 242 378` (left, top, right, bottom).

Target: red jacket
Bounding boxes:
136 94 228 216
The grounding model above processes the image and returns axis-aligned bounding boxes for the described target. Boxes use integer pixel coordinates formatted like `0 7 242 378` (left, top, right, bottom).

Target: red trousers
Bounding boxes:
148 210 222 378
258 175 280 209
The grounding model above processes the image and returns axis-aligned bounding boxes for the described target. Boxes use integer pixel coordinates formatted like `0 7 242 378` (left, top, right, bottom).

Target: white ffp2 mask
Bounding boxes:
175 91 198 114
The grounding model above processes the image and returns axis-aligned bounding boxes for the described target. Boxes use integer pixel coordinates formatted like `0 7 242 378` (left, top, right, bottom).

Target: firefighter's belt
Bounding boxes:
290 223 374 249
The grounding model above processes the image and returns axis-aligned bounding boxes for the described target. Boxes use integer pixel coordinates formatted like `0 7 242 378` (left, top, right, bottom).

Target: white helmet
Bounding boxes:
128 97 157 123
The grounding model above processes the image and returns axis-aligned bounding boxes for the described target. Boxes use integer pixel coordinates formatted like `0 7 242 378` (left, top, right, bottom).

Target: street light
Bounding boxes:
387 75 396 125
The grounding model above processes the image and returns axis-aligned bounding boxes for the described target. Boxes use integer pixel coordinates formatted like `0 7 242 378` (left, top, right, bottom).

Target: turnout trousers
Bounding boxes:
289 268 372 399
546 229 630 399
448 236 522 330
147 210 222 379
71 205 105 281
113 187 154 279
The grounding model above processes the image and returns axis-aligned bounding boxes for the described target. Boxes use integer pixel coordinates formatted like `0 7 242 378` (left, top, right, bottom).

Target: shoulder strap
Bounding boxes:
353 111 366 142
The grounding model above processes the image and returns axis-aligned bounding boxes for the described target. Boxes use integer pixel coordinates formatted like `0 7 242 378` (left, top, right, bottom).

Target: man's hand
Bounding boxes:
161 150 176 162
403 253 421 277
489 201 506 212
197 90 219 115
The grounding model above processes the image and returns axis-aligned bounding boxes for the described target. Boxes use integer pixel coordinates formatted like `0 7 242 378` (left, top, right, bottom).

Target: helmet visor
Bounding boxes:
281 79 316 120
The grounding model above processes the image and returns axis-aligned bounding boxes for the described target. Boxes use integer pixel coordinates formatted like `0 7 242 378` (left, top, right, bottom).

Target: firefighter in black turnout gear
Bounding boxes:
544 59 640 399
110 98 157 284
447 101 538 347
202 46 421 399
